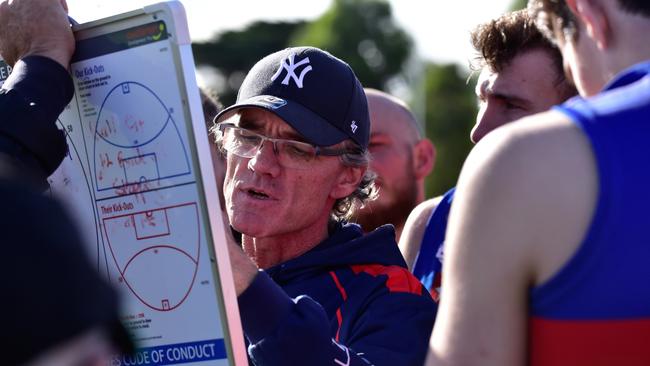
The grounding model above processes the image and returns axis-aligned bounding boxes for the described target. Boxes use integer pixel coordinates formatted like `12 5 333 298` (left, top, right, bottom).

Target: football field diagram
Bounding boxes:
93 81 191 194
41 9 242 361
103 202 201 311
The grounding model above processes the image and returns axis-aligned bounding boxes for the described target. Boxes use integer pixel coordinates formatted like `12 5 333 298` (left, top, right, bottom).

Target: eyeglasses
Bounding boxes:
216 123 356 169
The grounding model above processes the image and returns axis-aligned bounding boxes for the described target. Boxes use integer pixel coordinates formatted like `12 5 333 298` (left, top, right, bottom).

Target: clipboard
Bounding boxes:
2 2 246 365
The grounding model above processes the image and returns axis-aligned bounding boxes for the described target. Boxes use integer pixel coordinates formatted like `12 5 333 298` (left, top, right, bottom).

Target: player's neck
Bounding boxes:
603 21 650 78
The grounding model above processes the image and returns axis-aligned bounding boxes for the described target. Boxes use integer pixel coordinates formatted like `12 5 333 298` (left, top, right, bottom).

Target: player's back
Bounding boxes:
529 61 650 366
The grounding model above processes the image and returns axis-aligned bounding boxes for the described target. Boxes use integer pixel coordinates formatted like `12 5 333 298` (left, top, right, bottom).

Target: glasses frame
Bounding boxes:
216 122 357 167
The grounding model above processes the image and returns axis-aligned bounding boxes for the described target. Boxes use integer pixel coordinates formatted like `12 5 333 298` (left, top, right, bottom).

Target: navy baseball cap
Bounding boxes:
214 46 370 150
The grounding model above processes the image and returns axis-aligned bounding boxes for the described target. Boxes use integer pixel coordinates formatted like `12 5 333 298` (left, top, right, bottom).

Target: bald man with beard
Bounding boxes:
352 89 435 241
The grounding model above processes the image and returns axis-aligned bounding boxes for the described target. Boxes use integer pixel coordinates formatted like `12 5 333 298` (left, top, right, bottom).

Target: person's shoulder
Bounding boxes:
406 197 442 233
415 197 442 217
399 196 443 270
456 109 598 284
466 109 591 185
462 108 596 227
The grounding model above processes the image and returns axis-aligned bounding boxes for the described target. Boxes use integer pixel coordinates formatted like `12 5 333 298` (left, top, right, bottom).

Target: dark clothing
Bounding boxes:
0 56 130 365
0 56 72 185
1 165 130 365
238 223 436 366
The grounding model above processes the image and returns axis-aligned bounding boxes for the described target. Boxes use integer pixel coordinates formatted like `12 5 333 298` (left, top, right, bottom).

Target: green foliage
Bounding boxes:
192 21 305 105
290 0 412 89
509 0 528 11
192 0 412 103
421 64 477 197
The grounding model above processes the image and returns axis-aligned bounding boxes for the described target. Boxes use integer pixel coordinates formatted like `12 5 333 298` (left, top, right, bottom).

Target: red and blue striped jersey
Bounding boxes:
529 61 650 365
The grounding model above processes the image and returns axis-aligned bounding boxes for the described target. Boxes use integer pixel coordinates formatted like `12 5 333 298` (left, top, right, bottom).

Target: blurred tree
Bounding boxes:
510 0 527 10
420 63 477 197
193 0 412 104
192 21 305 105
291 0 412 89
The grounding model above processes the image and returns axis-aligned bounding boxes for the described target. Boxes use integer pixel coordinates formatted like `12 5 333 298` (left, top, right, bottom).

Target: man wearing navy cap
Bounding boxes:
212 47 435 366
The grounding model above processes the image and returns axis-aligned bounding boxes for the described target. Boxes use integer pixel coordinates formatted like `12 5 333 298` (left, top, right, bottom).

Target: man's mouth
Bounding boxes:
247 188 270 199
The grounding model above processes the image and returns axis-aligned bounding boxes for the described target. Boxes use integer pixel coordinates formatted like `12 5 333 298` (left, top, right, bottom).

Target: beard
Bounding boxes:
353 163 419 234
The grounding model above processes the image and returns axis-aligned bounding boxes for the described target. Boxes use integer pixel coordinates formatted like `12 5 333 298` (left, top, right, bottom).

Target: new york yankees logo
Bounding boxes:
271 54 313 89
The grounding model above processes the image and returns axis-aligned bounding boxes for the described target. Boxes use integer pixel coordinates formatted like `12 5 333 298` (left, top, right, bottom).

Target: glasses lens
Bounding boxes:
221 125 340 169
276 140 317 168
223 127 261 158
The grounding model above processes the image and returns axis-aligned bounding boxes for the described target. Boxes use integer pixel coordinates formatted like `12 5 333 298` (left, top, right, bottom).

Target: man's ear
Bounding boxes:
413 138 435 180
330 165 365 199
568 0 610 49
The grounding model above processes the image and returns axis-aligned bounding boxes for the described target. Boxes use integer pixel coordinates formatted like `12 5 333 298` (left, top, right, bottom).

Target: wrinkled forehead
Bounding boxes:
230 108 305 140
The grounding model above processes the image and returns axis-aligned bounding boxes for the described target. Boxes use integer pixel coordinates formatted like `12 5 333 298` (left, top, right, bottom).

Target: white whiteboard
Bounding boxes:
29 2 246 365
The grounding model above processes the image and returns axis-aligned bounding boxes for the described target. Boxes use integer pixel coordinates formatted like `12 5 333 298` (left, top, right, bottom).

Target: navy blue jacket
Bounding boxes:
238 223 436 366
0 56 71 184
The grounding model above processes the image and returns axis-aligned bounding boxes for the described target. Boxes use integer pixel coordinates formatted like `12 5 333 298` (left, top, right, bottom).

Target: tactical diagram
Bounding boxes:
93 81 191 195
42 9 243 363
103 202 201 311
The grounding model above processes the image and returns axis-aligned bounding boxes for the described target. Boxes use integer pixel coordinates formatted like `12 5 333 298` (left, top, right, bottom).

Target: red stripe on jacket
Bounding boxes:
351 264 422 295
329 271 347 341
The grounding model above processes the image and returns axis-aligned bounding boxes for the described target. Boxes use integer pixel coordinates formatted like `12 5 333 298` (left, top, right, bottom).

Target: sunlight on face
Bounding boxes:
472 48 568 143
223 108 349 239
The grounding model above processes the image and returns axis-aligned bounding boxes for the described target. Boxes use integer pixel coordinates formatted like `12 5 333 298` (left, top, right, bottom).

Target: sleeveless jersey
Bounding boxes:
529 61 650 365
412 187 455 304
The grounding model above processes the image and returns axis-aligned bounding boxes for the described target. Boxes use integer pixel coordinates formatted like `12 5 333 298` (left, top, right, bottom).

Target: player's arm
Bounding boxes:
426 111 597 366
399 197 440 270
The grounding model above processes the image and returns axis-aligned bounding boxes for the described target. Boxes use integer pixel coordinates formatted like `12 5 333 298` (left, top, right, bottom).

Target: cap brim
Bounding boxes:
214 95 348 147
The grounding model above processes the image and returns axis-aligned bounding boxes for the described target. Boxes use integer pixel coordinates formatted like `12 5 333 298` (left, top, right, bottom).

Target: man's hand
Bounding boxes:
227 238 259 296
222 218 258 296
0 0 74 68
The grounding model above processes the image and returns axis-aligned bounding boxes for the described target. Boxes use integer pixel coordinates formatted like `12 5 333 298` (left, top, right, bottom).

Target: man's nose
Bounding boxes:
471 104 496 144
471 112 486 144
247 140 281 176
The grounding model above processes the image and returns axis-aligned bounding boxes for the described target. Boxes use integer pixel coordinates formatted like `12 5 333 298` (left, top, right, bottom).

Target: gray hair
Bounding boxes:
331 141 377 223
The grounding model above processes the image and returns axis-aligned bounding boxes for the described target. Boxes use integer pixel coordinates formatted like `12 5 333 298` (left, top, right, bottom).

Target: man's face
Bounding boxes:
223 108 351 239
472 48 568 143
357 101 419 231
